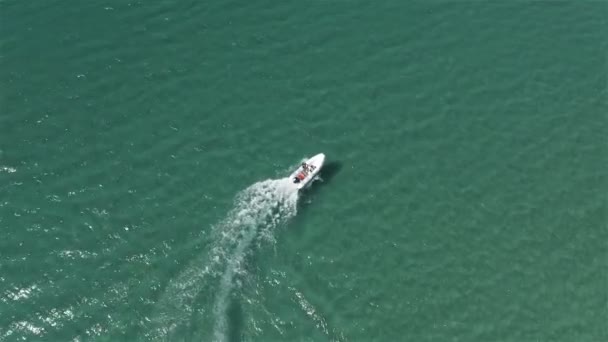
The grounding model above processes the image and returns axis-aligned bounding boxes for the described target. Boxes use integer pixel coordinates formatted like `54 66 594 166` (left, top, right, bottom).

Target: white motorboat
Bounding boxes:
289 153 325 190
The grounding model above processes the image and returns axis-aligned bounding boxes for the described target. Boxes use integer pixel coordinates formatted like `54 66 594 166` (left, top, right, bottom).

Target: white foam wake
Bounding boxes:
211 177 298 342
146 177 298 341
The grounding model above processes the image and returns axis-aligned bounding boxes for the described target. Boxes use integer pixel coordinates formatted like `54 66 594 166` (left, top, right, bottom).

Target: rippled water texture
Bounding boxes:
1 1 606 341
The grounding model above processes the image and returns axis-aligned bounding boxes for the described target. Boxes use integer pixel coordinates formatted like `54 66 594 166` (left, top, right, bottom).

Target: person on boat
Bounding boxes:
301 162 309 172
293 172 306 183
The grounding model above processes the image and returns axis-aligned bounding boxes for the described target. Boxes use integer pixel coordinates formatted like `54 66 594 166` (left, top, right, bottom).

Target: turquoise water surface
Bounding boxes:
1 1 607 341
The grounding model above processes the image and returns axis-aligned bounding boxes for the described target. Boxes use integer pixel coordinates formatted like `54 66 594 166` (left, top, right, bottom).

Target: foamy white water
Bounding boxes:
147 178 298 341
211 178 298 342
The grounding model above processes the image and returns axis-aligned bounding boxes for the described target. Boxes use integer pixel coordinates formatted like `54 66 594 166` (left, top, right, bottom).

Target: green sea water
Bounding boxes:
1 1 607 341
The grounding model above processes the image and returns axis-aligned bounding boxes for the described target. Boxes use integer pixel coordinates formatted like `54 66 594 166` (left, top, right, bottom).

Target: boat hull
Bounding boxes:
289 153 325 190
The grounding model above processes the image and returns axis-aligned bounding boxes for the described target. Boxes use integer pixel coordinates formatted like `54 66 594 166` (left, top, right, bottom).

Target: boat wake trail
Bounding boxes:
211 178 298 341
146 178 299 341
